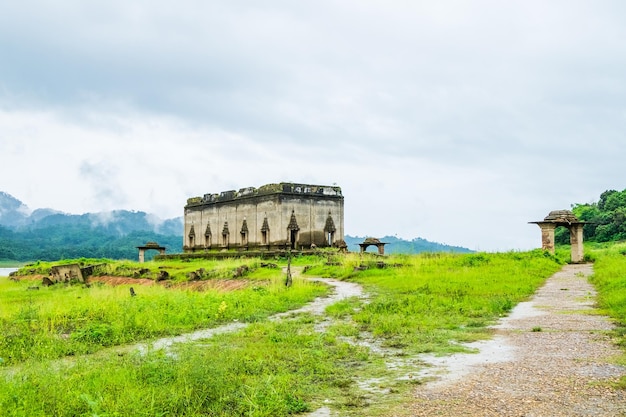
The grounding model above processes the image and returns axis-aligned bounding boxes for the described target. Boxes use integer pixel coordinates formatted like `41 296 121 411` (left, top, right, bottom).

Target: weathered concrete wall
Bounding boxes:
184 183 344 252
50 264 84 283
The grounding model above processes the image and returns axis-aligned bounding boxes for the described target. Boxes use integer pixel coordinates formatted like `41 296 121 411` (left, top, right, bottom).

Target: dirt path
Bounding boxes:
135 274 364 353
405 263 626 416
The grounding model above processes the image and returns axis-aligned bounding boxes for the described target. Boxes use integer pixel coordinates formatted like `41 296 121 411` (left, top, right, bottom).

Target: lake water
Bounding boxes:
0 267 18 277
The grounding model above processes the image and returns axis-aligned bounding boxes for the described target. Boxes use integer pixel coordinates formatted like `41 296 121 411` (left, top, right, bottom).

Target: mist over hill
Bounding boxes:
0 192 181 235
0 192 183 261
0 191 470 261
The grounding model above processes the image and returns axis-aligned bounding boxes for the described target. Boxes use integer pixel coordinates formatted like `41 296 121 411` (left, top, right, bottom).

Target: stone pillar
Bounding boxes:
570 224 584 263
138 249 145 263
377 244 385 255
538 223 556 254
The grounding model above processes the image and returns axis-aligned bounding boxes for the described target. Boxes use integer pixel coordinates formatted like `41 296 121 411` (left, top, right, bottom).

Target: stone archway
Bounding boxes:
530 210 586 263
359 237 388 255
137 242 166 263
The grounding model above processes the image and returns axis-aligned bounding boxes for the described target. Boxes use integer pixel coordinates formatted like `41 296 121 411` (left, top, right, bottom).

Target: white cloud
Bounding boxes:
0 1 625 251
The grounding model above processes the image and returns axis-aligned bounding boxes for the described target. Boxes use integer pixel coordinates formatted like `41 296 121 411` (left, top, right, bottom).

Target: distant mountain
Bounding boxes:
0 191 31 227
29 210 183 236
344 235 472 254
0 191 183 262
0 191 470 261
0 191 182 235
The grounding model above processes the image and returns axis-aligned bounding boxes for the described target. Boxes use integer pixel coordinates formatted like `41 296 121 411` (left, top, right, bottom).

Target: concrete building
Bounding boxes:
183 183 344 252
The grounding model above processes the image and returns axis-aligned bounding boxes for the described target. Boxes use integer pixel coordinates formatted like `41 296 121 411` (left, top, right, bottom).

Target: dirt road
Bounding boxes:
406 263 626 416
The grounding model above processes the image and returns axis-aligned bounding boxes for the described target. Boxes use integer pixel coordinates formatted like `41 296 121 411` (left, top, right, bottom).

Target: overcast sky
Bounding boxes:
1 1 624 251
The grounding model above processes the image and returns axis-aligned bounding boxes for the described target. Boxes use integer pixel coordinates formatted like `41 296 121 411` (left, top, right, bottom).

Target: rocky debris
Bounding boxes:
156 270 170 281
333 239 348 252
132 268 150 278
233 265 249 278
187 271 200 281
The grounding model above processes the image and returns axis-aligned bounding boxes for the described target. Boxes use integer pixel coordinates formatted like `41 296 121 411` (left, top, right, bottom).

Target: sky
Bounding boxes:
0 1 625 252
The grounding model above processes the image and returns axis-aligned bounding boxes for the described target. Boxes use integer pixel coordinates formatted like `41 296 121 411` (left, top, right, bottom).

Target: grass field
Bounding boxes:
1 248 623 416
587 242 626 387
0 259 328 365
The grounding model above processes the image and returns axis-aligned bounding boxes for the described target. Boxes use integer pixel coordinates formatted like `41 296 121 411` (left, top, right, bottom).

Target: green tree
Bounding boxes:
567 188 626 243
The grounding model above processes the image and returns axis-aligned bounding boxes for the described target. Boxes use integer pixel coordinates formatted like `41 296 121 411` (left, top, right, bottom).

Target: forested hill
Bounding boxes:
0 192 183 261
344 235 472 254
0 191 471 262
556 188 626 244
0 225 182 262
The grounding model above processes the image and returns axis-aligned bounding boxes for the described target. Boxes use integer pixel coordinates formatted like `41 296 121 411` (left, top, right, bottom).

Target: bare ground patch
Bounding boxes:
89 276 252 291
13 274 252 292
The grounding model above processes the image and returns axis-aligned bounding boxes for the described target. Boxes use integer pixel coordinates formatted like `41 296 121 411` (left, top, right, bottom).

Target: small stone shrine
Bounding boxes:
530 210 586 263
137 241 166 263
359 237 388 255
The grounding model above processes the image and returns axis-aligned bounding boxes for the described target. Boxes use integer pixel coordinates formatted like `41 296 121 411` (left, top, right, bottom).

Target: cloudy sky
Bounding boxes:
1 1 624 251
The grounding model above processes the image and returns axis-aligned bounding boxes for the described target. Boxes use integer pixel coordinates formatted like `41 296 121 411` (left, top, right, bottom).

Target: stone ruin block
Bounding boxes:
50 264 84 283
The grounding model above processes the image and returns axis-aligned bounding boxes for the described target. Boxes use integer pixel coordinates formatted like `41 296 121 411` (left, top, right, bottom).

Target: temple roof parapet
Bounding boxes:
186 183 343 207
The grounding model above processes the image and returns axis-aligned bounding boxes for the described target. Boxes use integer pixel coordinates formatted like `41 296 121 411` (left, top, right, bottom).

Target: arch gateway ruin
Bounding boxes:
184 183 344 252
530 210 586 263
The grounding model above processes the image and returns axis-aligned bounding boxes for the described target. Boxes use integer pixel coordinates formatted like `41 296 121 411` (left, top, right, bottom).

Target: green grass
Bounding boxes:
0 250 576 416
13 257 283 281
1 318 379 417
305 250 563 354
587 242 626 387
0 258 327 365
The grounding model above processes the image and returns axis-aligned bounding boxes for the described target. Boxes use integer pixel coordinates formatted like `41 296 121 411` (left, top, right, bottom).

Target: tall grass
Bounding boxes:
0 250 568 416
589 243 626 343
0 270 327 365
1 317 379 417
306 250 563 353
13 257 282 281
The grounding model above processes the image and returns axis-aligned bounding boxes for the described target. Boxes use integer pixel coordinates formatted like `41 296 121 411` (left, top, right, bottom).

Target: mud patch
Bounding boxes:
88 276 252 292
416 335 516 386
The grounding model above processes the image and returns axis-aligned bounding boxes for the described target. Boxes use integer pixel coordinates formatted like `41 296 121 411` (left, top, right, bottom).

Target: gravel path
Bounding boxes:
407 263 626 417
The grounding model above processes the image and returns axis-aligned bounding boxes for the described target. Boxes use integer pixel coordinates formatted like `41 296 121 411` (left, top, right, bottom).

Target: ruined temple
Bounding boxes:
184 183 344 252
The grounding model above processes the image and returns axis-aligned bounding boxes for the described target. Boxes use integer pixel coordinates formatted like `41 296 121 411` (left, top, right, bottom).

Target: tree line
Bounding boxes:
0 224 182 262
556 188 626 244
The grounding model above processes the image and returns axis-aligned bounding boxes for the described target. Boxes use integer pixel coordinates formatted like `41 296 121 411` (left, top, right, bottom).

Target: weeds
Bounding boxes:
305 251 562 355
587 242 626 386
0 260 328 365
0 249 581 416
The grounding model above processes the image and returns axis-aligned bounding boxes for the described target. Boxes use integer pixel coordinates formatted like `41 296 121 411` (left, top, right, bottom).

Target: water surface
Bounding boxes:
0 267 18 277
